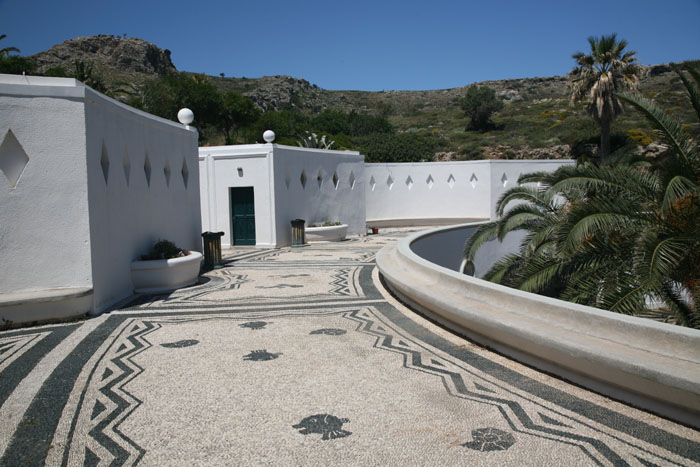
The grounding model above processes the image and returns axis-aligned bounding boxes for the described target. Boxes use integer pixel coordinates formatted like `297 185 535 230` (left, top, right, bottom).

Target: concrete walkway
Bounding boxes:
1 230 699 466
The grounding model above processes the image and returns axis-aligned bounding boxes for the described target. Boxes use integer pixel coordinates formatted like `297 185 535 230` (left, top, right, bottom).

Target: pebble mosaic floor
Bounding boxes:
1 230 699 466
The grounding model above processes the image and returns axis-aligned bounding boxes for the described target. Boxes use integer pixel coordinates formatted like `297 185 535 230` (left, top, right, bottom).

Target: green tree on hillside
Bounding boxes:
569 34 641 162
460 85 504 131
218 92 260 144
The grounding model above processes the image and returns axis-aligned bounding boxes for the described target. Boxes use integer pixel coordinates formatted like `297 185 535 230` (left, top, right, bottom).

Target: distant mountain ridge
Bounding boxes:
24 35 698 160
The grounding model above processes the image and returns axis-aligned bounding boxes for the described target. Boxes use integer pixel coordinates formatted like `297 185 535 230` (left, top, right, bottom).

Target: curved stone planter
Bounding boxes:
131 251 202 294
376 225 700 428
305 224 348 242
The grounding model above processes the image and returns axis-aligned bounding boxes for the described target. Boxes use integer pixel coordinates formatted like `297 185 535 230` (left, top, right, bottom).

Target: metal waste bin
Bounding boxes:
291 219 305 247
201 231 225 269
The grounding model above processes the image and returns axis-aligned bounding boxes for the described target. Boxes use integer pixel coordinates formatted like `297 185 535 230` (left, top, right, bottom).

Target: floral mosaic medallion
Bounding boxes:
293 414 351 440
242 349 281 361
462 427 516 452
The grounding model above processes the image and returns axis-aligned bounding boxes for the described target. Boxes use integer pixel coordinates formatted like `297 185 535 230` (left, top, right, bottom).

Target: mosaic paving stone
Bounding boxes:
0 228 698 466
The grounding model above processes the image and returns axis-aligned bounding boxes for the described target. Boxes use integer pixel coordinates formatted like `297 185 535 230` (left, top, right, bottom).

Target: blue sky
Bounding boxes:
2 0 698 91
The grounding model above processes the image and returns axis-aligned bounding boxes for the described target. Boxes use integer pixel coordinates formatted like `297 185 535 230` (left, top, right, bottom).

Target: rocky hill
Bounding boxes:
21 36 698 160
29 35 176 84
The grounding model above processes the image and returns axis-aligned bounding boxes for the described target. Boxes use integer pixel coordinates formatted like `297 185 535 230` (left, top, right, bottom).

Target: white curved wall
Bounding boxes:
0 77 92 295
377 225 700 427
365 160 574 222
0 74 201 316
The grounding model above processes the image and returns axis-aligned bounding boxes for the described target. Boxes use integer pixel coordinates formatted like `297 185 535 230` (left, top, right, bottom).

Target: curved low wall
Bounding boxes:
376 224 700 428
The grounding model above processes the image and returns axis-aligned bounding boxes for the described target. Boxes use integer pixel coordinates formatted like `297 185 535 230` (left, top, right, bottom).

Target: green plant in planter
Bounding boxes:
322 221 342 226
141 239 188 260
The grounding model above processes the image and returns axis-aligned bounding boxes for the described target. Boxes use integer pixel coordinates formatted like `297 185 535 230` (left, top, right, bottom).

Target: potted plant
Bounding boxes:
130 240 202 293
305 221 348 242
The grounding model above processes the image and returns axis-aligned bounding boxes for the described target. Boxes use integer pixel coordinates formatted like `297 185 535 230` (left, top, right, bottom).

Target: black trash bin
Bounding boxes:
201 231 225 269
290 219 305 247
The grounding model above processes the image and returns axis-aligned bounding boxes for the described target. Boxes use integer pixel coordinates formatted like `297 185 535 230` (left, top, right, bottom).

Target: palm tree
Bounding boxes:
0 34 20 58
465 63 700 328
570 34 641 162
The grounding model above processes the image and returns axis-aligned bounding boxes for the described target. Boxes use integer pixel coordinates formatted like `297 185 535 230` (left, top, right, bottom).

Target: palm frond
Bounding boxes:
618 92 693 167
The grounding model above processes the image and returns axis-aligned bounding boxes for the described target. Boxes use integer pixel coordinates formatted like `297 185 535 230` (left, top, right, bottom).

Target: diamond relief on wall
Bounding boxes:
386 175 394 190
349 171 356 190
123 148 131 185
501 173 508 187
100 143 110 185
470 173 478 188
284 168 290 189
181 158 189 188
447 174 455 189
144 153 152 187
405 175 413 190
300 170 307 189
163 157 172 187
369 175 376 191
316 169 324 189
332 171 339 189
0 129 29 188
426 174 434 189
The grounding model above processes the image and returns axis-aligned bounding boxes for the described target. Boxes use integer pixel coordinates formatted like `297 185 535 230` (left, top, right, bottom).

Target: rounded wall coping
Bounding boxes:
365 159 576 168
376 223 700 425
402 224 700 361
131 251 202 271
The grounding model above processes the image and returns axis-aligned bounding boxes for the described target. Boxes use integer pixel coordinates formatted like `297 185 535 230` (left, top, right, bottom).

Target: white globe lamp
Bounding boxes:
263 130 276 143
177 108 194 128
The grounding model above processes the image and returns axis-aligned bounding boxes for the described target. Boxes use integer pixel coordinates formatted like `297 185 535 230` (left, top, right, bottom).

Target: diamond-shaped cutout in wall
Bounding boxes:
405 175 413 190
284 168 290 189
349 171 356 189
426 174 434 189
470 173 478 188
447 174 455 189
332 171 339 189
300 170 307 189
316 169 324 189
387 175 394 190
181 158 189 188
100 143 110 185
144 153 152 187
123 148 131 185
0 129 29 188
164 157 171 187
501 173 508 187
369 175 376 191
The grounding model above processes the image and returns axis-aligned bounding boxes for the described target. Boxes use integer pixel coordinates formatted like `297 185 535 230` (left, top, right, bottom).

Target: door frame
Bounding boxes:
229 186 256 246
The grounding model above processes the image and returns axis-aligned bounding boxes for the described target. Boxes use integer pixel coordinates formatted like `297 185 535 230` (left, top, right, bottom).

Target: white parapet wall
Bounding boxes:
198 144 365 248
365 159 574 223
377 224 700 428
0 74 201 323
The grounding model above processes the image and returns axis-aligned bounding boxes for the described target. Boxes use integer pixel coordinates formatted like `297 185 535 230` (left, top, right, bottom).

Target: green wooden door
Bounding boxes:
230 187 256 246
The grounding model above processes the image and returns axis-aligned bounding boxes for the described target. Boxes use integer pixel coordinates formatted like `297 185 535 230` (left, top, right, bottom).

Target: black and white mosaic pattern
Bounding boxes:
1 232 698 465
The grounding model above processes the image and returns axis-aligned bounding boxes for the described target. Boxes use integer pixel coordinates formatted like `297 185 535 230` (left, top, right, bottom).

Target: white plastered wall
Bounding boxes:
366 160 575 222
271 146 366 246
84 87 201 311
0 74 201 313
365 161 492 221
0 77 93 294
198 145 275 248
198 144 366 248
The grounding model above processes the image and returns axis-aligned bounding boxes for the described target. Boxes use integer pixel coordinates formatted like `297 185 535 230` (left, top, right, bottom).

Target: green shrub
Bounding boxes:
354 132 443 162
141 239 185 260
